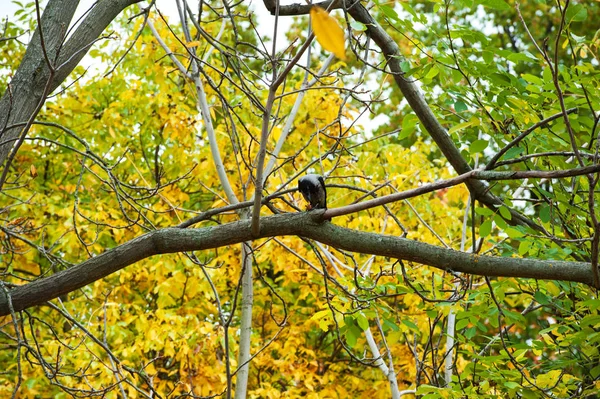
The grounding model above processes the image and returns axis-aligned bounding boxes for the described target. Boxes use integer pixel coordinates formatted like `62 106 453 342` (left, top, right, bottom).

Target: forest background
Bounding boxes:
0 0 599 398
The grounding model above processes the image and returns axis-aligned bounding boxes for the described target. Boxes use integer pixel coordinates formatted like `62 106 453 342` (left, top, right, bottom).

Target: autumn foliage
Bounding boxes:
1 0 600 398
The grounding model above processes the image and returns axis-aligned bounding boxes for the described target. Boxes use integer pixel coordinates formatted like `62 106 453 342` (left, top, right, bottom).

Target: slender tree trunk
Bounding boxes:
234 240 254 399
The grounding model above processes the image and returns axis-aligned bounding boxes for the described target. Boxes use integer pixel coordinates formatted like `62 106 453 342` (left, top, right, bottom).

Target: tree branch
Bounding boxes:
0 211 593 316
0 0 144 168
264 0 548 235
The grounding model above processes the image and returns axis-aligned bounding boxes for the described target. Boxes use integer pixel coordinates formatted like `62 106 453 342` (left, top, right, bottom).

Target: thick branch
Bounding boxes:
264 0 546 234
0 0 78 166
0 212 593 316
54 0 144 86
0 0 143 167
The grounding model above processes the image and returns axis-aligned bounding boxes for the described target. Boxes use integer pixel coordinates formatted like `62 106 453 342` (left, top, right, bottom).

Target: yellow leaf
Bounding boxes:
448 120 474 135
310 309 330 322
536 369 562 388
310 309 331 331
310 6 347 60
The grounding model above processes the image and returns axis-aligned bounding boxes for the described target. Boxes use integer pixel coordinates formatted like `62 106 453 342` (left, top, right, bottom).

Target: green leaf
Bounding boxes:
481 0 510 11
400 61 411 73
25 378 38 389
482 50 494 64
480 220 492 237
580 314 600 328
543 66 553 82
499 206 512 220
518 240 530 255
449 120 475 135
456 318 470 330
470 139 488 153
448 120 475 134
534 290 550 305
350 21 367 31
521 74 543 85
475 207 494 216
426 310 438 319
400 113 418 139
489 72 512 86
566 4 587 23
509 51 539 63
383 318 400 332
539 205 551 223
497 49 538 63
489 316 499 329
425 65 439 79
379 4 400 21
402 319 418 330
399 2 418 19
504 146 524 160
346 326 359 348
522 390 539 399
465 326 477 339
454 100 468 113
356 312 369 331
506 227 525 238
494 214 508 229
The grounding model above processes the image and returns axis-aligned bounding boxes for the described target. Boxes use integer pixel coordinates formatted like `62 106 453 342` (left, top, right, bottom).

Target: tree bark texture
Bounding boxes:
0 0 143 167
0 211 593 316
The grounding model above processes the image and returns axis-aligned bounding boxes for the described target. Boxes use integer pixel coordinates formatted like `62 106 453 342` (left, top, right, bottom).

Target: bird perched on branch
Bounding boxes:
298 174 327 210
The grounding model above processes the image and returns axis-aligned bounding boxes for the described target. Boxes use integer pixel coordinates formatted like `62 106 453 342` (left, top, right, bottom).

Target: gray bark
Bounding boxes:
234 241 254 399
0 211 593 316
0 0 143 168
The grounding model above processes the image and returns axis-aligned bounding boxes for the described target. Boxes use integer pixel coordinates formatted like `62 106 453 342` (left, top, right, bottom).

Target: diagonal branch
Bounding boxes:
263 0 548 235
0 0 144 169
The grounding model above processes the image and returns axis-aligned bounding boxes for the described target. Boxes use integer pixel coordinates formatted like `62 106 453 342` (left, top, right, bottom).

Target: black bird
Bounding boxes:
298 174 327 209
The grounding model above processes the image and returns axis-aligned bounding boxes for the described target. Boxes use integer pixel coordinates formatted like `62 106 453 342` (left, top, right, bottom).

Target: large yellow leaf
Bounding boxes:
310 6 347 60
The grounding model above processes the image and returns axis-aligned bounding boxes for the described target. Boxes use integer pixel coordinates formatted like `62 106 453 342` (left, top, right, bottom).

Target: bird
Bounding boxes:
298 174 327 210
